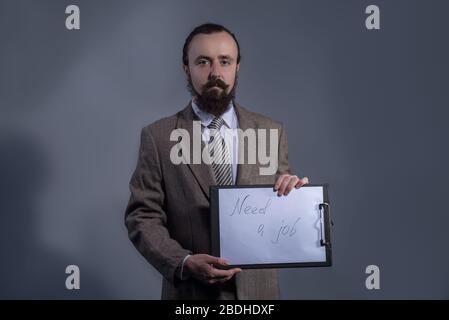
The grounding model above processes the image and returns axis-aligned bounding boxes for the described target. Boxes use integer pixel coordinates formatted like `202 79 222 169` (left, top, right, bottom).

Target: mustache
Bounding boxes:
202 77 229 91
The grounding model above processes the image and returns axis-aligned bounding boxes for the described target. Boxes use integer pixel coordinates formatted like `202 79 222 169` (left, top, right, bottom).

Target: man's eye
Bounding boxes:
221 60 231 66
197 60 209 65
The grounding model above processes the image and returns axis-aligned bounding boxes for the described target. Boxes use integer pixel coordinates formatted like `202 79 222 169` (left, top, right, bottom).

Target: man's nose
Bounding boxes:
209 62 222 79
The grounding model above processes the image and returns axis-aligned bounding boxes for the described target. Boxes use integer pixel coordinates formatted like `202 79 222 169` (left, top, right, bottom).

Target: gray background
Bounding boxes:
1 0 448 299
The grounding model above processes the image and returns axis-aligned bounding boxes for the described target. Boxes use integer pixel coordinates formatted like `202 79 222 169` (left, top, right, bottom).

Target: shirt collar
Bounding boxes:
191 99 237 129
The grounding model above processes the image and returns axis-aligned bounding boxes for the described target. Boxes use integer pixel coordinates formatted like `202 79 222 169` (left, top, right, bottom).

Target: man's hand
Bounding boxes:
184 254 242 285
274 174 309 196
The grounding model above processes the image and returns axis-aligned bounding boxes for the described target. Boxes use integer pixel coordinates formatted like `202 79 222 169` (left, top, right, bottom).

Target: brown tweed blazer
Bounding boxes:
125 102 291 299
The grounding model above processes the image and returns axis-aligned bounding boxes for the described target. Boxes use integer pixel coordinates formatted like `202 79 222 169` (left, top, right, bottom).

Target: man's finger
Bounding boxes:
208 268 242 284
284 177 299 195
204 255 229 267
294 179 305 189
274 174 288 191
213 274 234 284
209 267 241 279
295 176 310 188
277 176 292 196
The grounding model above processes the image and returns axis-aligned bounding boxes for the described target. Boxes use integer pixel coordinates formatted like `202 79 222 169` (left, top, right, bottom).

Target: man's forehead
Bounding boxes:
188 32 238 59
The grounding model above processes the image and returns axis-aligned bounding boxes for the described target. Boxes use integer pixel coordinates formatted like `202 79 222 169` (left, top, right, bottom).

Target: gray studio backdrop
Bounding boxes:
1 0 448 299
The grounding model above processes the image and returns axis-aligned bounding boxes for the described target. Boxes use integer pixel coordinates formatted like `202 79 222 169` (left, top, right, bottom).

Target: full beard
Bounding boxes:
187 75 237 117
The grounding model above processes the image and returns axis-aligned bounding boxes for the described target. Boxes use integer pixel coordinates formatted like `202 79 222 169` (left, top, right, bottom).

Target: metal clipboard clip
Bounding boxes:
319 202 332 247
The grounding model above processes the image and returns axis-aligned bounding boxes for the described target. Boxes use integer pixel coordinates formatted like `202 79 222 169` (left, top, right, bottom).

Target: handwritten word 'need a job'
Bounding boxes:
228 193 302 244
230 194 272 216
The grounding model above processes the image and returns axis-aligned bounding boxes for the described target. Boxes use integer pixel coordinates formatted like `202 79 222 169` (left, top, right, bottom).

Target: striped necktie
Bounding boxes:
207 117 233 185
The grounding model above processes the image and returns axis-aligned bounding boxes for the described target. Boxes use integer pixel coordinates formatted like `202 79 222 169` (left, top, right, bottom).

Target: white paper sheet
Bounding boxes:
218 186 327 265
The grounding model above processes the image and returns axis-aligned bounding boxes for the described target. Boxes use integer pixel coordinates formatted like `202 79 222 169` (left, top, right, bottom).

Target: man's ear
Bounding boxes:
183 65 190 76
236 63 240 72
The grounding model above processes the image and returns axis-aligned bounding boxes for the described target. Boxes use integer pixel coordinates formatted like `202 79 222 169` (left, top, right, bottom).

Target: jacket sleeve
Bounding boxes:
124 127 191 284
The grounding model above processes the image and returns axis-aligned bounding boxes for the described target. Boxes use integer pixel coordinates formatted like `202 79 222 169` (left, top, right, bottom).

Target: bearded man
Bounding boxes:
125 23 309 300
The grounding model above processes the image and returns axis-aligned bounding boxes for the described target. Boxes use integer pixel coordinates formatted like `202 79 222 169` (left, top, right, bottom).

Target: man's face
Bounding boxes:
184 31 240 116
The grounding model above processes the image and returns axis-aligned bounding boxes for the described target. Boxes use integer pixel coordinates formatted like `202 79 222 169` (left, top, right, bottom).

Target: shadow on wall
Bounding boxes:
0 131 112 299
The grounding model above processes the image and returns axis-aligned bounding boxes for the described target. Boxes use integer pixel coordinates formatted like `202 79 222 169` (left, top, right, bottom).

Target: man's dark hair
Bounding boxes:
182 23 241 66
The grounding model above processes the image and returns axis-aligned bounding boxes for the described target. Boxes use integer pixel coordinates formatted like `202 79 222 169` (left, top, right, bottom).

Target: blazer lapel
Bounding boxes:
176 102 257 198
176 103 216 200
234 103 256 185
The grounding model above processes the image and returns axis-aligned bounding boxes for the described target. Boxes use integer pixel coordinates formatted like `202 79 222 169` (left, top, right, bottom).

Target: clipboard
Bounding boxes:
210 184 332 269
